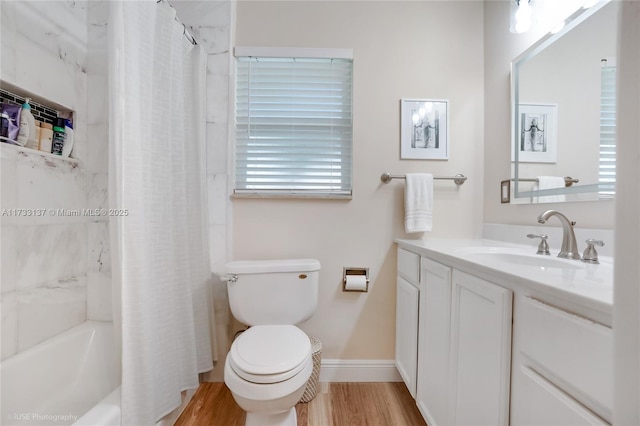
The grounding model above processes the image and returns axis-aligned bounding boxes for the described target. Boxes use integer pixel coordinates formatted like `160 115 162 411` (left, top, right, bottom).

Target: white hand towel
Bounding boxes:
533 176 566 203
405 173 433 233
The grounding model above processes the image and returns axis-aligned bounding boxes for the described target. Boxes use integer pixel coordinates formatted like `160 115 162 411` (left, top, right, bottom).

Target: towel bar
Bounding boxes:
380 172 467 186
511 176 579 188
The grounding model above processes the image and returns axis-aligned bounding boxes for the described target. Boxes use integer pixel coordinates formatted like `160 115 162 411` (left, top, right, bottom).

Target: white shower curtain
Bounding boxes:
108 1 213 424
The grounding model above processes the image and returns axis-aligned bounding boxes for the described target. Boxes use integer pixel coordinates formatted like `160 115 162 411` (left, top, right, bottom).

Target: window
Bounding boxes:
599 58 616 199
234 48 353 198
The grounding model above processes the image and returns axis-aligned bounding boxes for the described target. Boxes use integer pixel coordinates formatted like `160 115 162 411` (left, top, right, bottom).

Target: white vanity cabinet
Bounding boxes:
395 248 421 398
450 270 513 426
395 238 613 426
510 296 613 425
412 257 512 426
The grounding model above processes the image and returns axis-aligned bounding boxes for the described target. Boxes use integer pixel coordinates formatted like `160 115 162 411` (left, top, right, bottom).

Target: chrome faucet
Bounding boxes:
537 210 581 260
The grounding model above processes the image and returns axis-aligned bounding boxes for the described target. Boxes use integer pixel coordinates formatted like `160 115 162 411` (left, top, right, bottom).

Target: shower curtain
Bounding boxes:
108 1 213 424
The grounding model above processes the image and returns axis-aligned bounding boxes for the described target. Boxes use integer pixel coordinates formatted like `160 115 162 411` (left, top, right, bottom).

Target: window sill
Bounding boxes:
232 192 352 201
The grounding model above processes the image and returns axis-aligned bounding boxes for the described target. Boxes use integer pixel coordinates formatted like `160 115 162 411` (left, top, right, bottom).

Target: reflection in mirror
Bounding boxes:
511 0 617 204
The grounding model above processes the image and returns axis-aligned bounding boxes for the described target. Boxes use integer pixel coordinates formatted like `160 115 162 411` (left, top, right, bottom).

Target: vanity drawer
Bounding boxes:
517 296 613 420
513 365 609 425
398 248 420 284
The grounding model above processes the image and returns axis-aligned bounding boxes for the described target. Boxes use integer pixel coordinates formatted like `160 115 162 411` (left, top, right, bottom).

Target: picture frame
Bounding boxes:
400 99 448 160
515 103 557 163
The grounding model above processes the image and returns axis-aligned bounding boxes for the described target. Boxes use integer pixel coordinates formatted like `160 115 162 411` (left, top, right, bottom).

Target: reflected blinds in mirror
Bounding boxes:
599 59 616 199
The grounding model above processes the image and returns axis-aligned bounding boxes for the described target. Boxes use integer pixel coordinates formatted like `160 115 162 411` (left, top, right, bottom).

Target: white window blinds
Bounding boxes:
234 51 353 197
599 60 616 199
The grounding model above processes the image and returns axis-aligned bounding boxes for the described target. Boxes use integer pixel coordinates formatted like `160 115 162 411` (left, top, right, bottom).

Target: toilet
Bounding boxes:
223 258 321 426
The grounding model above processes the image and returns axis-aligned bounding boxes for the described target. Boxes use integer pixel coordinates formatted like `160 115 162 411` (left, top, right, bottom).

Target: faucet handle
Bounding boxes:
527 234 550 255
582 239 604 264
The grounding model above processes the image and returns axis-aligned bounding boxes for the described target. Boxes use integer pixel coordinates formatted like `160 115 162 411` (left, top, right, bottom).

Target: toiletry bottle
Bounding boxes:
39 122 53 153
51 118 66 155
32 121 42 150
61 119 74 157
17 98 36 148
0 103 22 143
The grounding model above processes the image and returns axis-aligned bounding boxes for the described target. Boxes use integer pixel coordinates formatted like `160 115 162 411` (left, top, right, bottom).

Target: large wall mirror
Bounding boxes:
511 0 618 204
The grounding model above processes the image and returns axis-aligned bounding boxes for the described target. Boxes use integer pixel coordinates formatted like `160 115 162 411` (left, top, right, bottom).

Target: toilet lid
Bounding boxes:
229 325 312 384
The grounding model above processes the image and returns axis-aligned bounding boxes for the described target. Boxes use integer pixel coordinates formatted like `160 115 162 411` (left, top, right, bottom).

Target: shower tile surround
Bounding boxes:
1 0 231 374
86 0 111 323
0 0 111 360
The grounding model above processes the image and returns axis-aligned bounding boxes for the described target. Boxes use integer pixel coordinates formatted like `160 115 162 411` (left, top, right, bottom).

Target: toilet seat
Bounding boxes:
229 325 312 384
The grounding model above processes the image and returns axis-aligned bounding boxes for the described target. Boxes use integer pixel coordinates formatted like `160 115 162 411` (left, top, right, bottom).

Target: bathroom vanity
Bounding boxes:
395 238 613 426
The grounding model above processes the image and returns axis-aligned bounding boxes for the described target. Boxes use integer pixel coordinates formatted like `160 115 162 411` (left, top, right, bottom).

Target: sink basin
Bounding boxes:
456 246 585 270
468 252 584 270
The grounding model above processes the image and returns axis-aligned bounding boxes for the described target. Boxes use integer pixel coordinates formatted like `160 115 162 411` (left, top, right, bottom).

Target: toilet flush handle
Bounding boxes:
220 274 238 283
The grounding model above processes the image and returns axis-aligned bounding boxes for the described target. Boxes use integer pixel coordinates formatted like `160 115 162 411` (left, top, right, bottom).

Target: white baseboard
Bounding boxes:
319 359 402 382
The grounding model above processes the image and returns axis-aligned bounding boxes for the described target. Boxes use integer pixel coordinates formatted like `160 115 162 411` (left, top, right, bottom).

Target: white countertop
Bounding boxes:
396 238 613 320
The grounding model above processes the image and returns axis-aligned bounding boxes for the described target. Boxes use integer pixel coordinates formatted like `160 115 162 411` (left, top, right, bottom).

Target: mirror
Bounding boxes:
511 0 617 203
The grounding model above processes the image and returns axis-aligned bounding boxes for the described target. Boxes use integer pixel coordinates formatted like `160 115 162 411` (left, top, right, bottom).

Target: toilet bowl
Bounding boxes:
222 259 321 426
224 325 313 426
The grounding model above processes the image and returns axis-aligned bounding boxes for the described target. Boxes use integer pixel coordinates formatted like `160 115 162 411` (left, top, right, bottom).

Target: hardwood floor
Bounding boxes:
175 382 427 426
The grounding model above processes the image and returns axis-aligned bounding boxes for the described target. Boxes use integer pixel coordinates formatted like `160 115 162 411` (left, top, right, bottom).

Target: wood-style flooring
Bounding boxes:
175 382 427 426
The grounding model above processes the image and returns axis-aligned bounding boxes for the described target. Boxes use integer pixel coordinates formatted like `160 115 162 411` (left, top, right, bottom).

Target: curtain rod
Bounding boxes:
156 0 198 46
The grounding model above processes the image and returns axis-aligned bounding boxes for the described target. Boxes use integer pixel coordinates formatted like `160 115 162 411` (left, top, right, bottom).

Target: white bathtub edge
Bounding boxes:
73 388 120 426
73 387 197 426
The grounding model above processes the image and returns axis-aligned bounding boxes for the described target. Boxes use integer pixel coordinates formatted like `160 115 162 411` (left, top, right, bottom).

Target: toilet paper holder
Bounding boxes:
343 267 370 292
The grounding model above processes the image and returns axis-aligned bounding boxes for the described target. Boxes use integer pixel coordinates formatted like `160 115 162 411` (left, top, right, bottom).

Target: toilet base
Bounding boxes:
246 407 297 426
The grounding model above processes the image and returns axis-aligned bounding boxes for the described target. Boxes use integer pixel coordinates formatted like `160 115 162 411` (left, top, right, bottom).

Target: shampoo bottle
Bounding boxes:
16 99 36 148
61 119 74 157
51 118 65 155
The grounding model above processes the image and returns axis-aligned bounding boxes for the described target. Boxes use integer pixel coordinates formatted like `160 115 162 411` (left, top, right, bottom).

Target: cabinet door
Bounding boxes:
450 270 513 426
395 275 420 397
416 258 452 426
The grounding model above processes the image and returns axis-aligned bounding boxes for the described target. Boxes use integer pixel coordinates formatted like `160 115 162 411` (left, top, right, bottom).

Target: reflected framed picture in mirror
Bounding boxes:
400 99 448 160
516 103 557 163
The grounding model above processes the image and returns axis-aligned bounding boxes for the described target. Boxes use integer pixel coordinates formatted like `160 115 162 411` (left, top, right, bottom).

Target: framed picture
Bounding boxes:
400 99 448 160
516 103 557 163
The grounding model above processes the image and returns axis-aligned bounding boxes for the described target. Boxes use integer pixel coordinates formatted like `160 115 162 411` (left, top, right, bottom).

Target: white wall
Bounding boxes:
483 1 615 229
233 1 485 360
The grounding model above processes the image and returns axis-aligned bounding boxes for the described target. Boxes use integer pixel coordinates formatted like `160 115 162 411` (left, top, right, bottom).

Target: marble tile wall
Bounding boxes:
86 0 111 322
0 0 232 367
0 0 93 360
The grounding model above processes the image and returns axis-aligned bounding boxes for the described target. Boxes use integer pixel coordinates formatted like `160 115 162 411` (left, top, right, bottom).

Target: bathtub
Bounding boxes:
1 321 121 426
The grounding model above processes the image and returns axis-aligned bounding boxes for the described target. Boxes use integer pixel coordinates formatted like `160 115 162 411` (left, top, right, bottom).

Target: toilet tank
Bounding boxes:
224 259 321 326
